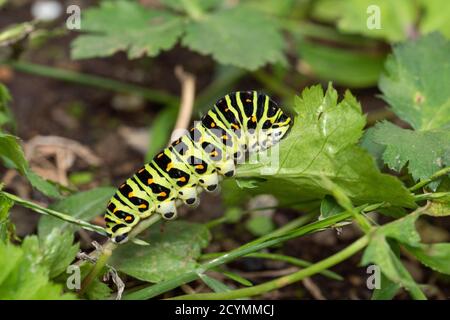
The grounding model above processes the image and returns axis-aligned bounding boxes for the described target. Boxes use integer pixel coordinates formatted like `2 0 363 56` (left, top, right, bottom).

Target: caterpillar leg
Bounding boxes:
156 200 178 220
178 186 200 206
198 172 219 192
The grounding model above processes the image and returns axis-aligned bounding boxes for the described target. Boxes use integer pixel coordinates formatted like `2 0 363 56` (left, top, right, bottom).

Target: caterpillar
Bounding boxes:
105 91 292 244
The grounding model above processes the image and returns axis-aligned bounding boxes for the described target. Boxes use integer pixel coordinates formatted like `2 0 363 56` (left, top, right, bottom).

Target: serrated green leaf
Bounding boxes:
235 84 415 208
0 193 14 243
25 169 61 198
0 238 76 299
183 6 286 70
379 33 450 131
373 122 450 189
109 221 210 283
406 243 450 275
38 187 115 236
362 235 424 298
298 40 385 88
71 1 184 59
0 133 27 175
40 230 79 279
373 34 450 189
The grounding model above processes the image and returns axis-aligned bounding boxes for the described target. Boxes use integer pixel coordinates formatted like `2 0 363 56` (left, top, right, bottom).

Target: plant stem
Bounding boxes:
413 192 450 202
122 211 352 299
0 191 106 235
409 167 450 192
7 60 179 106
79 214 161 296
201 252 343 281
252 70 297 102
170 235 369 299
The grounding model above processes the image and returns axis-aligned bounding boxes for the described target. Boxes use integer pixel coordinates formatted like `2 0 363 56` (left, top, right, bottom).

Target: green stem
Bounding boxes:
79 214 161 296
7 60 179 106
170 235 369 300
409 167 450 192
123 211 352 299
413 192 450 202
201 252 343 281
0 191 106 235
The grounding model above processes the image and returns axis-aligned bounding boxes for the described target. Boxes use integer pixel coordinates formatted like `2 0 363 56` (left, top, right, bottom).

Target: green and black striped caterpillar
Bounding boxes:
105 91 292 244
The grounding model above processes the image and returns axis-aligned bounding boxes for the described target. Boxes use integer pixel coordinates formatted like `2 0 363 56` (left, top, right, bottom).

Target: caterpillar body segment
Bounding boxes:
105 91 292 244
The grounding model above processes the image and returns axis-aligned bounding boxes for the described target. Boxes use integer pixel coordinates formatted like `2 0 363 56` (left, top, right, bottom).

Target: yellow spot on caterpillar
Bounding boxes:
179 176 186 182
211 122 216 128
225 108 229 112
251 115 257 122
147 178 153 184
159 191 167 197
221 135 228 140
211 151 218 157
119 183 126 189
246 99 252 103
128 192 134 198
231 124 239 130
157 153 164 158
196 164 204 170
125 215 133 221
166 162 173 170
138 204 147 209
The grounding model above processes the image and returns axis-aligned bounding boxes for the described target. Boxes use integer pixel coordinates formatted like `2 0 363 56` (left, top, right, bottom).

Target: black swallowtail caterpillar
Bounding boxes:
105 91 292 244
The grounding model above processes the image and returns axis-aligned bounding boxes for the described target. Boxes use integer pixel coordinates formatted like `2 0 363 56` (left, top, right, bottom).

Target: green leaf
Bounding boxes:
406 243 450 275
373 34 450 189
0 84 15 130
71 1 184 59
0 237 76 299
379 33 450 131
373 122 450 189
298 40 385 88
363 210 426 299
25 169 62 198
183 6 286 70
0 133 27 175
319 195 344 220
245 215 275 237
197 272 231 293
0 193 14 243
236 84 415 209
371 272 401 300
220 269 253 287
362 235 424 298
160 0 221 13
40 230 79 279
109 221 210 283
38 187 115 236
79 263 112 300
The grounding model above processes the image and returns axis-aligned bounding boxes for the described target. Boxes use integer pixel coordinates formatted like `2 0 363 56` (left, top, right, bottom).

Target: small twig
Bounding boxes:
302 277 326 300
171 66 196 142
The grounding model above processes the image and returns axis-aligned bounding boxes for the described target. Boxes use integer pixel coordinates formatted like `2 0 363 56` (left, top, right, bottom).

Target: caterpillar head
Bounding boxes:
271 111 292 143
